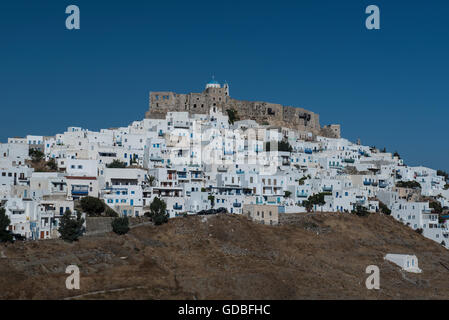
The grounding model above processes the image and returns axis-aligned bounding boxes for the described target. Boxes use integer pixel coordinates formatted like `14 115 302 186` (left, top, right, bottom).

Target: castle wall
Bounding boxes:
146 87 325 135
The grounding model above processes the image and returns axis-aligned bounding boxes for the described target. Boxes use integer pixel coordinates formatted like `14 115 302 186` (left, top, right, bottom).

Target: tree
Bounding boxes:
111 217 129 235
297 176 307 185
104 207 118 217
47 158 58 171
58 209 85 242
381 147 386 153
149 197 168 225
352 205 370 217
396 181 421 189
284 190 292 198
437 170 449 181
226 109 240 125
0 208 13 243
147 175 156 186
79 196 105 217
29 148 44 162
379 201 391 215
303 192 329 212
303 200 314 213
429 201 443 214
208 195 215 208
278 140 293 152
393 151 401 159
106 159 127 168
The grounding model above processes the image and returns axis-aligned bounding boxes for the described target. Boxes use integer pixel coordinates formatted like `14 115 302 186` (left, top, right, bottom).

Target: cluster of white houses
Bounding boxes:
1 83 448 246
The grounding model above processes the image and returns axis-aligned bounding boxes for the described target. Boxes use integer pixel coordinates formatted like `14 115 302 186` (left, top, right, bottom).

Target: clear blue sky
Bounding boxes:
0 0 448 171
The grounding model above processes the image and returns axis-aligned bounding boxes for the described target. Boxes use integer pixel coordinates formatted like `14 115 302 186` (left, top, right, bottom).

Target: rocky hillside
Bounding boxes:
1 212 449 299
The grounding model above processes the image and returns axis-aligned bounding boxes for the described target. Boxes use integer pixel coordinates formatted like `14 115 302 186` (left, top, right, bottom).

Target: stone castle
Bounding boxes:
145 79 340 138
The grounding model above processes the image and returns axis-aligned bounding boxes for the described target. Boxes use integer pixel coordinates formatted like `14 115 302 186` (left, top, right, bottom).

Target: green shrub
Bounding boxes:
379 201 391 215
0 208 13 243
29 148 45 162
104 207 118 217
79 196 105 217
352 205 370 217
396 181 421 189
111 217 129 235
106 159 127 168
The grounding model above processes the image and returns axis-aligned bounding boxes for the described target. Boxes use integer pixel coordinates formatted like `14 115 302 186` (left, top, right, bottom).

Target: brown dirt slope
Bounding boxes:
1 212 449 299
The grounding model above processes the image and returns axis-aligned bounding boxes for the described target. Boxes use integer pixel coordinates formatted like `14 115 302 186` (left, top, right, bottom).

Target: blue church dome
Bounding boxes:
206 77 221 89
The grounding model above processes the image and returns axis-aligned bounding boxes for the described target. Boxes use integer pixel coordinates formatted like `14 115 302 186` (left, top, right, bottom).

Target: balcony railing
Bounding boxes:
233 203 242 208
72 186 89 195
173 204 183 210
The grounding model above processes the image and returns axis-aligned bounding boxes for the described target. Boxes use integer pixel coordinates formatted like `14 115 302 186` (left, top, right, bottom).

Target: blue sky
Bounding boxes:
0 0 448 171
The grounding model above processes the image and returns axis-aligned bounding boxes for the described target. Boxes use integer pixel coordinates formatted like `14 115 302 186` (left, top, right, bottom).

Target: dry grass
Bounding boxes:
1 212 449 299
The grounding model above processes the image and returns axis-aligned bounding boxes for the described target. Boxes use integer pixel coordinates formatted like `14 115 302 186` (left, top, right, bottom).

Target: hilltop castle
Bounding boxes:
145 79 340 138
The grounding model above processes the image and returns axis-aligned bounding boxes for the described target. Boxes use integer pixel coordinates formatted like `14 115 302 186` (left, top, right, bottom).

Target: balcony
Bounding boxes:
363 181 372 186
173 204 183 210
343 158 355 163
297 192 308 198
323 186 333 192
233 203 242 208
71 186 89 195
379 182 388 188
236 169 245 174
